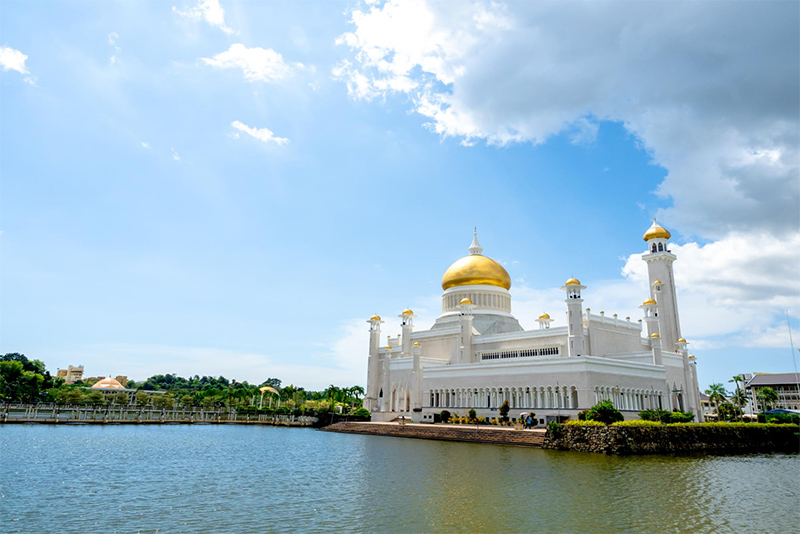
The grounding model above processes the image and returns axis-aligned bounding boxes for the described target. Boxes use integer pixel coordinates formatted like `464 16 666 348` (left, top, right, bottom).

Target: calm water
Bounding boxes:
1 425 798 533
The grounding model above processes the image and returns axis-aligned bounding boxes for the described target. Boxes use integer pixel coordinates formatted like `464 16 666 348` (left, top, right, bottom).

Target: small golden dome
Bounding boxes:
643 220 671 241
91 377 125 390
385 345 392 350
643 298 657 305
651 332 660 338
654 280 662 285
370 314 381 321
413 342 420 346
538 312 551 320
678 338 687 343
442 254 511 291
565 277 581 286
688 354 696 359
401 308 414 316
459 297 473 305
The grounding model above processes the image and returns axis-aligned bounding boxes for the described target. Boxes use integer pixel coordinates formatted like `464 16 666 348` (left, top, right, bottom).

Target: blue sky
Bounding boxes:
2 0 798 391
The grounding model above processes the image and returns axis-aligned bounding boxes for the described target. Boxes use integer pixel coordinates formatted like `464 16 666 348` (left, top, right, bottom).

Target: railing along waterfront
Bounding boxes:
0 403 317 426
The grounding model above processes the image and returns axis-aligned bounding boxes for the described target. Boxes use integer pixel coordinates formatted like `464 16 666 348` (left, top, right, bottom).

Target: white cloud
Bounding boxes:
0 46 29 74
141 141 150 149
231 120 289 146
334 0 799 353
0 45 35 83
108 32 121 64
335 1 799 240
171 147 181 161
173 0 235 35
201 44 301 83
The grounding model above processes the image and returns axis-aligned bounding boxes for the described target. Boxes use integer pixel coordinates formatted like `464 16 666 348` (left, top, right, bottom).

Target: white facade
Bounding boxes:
365 222 703 423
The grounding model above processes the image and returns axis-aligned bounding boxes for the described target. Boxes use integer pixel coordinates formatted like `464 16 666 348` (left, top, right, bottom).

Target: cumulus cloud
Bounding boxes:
335 0 800 349
335 1 799 238
231 120 289 146
0 46 29 74
173 0 235 35
141 141 150 149
171 147 181 161
201 43 301 82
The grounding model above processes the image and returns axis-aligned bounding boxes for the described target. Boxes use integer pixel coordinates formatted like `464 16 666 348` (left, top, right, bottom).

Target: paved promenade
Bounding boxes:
321 421 546 447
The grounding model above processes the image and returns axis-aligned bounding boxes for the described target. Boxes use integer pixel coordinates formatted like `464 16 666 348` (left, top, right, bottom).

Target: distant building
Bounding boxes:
745 373 800 411
699 393 715 418
56 365 84 384
115 376 128 387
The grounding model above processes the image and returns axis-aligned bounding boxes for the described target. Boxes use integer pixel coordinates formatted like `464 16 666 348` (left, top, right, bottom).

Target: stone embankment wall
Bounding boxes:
322 422 546 447
542 424 800 455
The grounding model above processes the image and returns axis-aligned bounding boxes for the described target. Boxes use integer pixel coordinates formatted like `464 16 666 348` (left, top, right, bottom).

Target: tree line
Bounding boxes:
0 353 367 415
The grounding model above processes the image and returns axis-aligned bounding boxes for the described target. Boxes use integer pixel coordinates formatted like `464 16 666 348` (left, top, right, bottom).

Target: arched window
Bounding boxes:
651 243 657 252
658 242 664 252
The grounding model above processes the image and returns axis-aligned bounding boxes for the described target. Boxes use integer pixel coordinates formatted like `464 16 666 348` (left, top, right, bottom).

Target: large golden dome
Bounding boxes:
441 254 511 290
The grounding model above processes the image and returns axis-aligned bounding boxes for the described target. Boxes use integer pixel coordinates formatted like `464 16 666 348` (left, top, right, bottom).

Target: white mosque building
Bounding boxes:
364 221 703 423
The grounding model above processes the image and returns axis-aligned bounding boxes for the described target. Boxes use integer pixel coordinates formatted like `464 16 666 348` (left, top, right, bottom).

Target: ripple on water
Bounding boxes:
1 425 798 533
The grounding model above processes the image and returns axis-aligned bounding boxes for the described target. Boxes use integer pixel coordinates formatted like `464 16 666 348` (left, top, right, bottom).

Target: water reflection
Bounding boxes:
1 426 797 533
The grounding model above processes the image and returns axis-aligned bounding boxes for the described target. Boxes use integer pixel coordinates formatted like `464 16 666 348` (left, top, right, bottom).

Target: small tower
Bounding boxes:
399 308 415 359
456 297 475 364
536 312 552 330
642 219 682 352
411 342 423 414
365 314 383 412
688 355 704 422
561 278 586 357
469 227 482 255
639 298 660 338
650 332 663 365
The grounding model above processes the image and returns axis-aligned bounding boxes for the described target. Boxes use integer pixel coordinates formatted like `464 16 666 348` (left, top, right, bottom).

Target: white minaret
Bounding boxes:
561 278 586 357
411 342 422 413
456 297 475 364
380 344 392 412
642 219 682 352
365 314 383 412
536 312 553 330
688 354 704 422
650 332 663 366
639 298 660 339
399 308 415 358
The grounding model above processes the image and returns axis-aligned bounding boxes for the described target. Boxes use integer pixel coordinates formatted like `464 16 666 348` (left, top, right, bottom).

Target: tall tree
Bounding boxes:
757 387 779 411
704 383 728 416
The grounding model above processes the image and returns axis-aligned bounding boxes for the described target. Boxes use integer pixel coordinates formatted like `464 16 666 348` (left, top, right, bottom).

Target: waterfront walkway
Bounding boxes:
1 404 315 427
322 421 546 447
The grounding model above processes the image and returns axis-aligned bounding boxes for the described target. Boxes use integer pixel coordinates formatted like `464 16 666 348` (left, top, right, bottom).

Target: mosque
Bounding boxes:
364 221 703 424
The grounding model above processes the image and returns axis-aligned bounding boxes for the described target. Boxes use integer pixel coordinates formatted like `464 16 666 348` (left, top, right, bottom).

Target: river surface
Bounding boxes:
1 425 798 533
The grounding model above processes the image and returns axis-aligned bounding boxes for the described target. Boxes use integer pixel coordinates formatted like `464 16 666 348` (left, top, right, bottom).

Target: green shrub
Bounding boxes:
612 420 662 427
468 408 477 422
547 421 563 438
585 400 624 425
577 409 589 421
565 419 605 427
765 413 800 425
499 401 510 422
440 410 451 423
669 410 695 423
639 408 671 422
352 407 370 417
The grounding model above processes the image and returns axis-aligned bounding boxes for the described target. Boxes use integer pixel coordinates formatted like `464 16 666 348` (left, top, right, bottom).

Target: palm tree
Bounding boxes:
731 388 749 411
729 375 743 394
704 383 727 416
350 385 365 408
757 387 779 411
